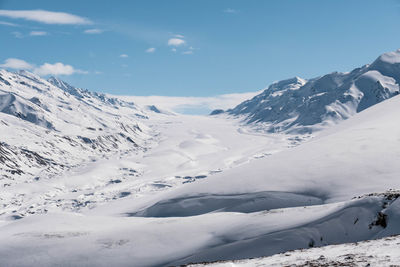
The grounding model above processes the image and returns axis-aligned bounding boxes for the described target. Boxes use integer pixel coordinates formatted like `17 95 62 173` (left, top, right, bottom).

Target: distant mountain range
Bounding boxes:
222 49 400 133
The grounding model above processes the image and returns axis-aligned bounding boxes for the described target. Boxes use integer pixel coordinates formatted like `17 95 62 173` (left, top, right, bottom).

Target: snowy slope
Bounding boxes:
1 70 301 222
97 93 400 218
0 69 150 187
226 49 400 133
72 92 400 264
190 234 400 267
0 192 399 267
1 110 298 223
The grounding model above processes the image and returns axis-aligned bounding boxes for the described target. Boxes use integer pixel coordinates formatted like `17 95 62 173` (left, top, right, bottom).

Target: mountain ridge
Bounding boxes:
224 49 400 133
0 69 150 186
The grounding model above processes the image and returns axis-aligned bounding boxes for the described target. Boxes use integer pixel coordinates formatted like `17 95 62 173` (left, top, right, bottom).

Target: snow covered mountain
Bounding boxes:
2 50 400 266
226 49 400 133
0 87 393 266
0 69 150 187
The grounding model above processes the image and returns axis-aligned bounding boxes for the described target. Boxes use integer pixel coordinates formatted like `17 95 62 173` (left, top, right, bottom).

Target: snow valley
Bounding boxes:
1 49 400 266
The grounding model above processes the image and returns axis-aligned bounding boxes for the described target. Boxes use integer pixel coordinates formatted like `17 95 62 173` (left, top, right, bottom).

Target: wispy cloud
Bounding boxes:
109 23 170 44
0 58 33 69
83 28 103 34
0 9 92 25
29 31 48 36
10 30 48 38
223 8 238 14
168 38 185 46
182 46 196 55
11 31 23 38
0 20 19 27
171 48 177 52
0 58 87 76
145 47 156 53
174 34 184 38
119 54 129 58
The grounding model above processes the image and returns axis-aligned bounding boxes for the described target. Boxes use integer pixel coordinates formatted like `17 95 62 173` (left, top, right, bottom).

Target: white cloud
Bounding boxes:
0 58 34 69
171 48 177 52
174 34 184 38
145 47 156 53
223 8 238 14
83 28 103 34
0 9 92 25
182 51 193 55
168 38 185 46
120 54 129 58
0 58 87 76
29 31 48 36
115 91 263 115
0 20 18 27
34 62 87 76
11 31 23 38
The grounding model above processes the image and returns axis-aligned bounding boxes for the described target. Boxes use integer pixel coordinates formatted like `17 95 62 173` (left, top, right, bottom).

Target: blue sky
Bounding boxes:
1 0 400 96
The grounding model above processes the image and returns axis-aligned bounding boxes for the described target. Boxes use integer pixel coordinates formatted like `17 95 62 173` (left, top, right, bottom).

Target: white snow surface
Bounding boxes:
0 192 399 266
190 234 400 267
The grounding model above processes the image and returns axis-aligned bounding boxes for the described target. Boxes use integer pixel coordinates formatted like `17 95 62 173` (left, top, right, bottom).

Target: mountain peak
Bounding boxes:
271 76 305 87
48 76 73 89
47 76 60 83
375 49 400 64
47 76 84 98
266 76 306 93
